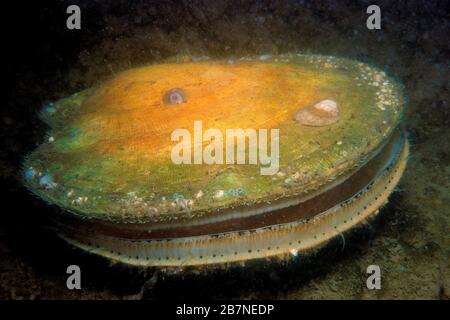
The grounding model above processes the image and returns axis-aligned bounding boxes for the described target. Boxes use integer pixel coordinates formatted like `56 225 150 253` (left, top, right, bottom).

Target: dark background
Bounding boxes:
1 0 448 299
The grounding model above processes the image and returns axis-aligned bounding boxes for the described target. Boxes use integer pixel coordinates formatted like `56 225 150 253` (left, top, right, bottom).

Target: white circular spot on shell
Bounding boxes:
294 99 340 127
195 190 204 199
214 190 225 199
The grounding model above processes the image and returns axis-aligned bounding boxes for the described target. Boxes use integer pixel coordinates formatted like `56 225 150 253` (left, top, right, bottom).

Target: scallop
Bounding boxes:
22 54 408 268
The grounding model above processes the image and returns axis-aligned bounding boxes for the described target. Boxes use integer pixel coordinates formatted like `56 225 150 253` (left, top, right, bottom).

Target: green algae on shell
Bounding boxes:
22 54 408 267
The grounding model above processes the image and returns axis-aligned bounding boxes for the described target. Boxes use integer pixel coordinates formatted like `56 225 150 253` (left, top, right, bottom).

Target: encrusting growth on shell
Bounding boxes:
294 99 340 127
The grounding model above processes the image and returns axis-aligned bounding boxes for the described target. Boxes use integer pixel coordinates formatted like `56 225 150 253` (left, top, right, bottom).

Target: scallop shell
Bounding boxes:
22 54 408 267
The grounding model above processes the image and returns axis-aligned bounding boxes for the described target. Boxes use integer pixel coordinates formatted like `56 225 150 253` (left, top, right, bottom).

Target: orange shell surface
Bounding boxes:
23 55 404 223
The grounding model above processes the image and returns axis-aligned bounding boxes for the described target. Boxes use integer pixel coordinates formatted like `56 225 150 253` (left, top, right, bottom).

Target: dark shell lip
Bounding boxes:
55 128 404 240
163 88 187 105
54 127 409 267
56 127 409 269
